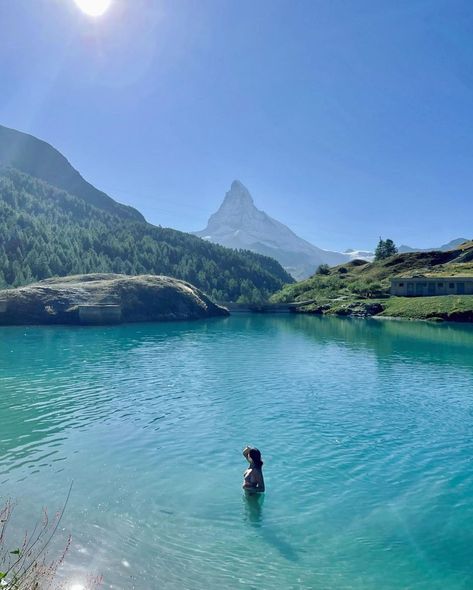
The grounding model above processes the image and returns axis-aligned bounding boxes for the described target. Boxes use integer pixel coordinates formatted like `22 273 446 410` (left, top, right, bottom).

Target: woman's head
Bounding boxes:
249 448 263 469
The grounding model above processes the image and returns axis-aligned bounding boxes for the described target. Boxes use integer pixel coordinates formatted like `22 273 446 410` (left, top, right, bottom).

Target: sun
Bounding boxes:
73 0 113 17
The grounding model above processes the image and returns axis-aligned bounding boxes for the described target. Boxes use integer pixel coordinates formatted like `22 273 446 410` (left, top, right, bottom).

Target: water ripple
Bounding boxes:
1 317 473 589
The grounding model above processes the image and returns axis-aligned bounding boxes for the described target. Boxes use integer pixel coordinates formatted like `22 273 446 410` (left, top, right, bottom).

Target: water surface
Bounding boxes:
1 315 473 589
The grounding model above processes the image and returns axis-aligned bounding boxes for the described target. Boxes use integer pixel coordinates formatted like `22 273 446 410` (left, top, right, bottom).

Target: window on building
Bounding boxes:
398 282 404 287
438 283 444 287
449 283 455 289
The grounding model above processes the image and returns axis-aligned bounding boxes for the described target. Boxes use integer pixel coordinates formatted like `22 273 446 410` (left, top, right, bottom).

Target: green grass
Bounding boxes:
293 295 473 322
381 295 473 321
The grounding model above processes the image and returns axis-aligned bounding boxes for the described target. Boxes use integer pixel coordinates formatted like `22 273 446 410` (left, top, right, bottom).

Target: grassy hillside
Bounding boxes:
0 167 293 301
271 245 473 321
381 296 473 321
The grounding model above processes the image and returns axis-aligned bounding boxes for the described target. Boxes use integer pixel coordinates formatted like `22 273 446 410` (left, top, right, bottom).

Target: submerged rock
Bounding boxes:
334 301 384 318
0 274 229 325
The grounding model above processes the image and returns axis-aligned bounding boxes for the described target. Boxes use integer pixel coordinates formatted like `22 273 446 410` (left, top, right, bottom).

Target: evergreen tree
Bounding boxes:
375 237 398 261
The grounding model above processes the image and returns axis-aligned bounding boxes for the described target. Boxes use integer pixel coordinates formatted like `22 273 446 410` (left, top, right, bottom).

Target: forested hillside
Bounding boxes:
0 124 143 222
0 168 293 301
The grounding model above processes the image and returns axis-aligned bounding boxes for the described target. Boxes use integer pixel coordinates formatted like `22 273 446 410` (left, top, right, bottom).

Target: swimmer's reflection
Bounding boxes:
242 493 299 562
243 491 265 527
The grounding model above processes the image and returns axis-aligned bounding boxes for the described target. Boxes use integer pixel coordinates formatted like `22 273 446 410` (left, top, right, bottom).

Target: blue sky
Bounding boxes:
1 0 472 250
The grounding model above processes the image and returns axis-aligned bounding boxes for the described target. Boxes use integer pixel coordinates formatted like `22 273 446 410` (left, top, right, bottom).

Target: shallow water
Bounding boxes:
1 315 473 589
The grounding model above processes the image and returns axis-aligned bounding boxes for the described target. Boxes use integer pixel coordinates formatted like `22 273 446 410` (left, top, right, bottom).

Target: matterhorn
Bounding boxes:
194 180 350 280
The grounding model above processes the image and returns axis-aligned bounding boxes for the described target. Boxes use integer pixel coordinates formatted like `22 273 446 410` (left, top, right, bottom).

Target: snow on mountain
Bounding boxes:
194 180 350 280
341 238 470 262
343 249 375 262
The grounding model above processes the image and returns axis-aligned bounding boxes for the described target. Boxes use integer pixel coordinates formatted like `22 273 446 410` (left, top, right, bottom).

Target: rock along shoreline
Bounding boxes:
0 274 229 326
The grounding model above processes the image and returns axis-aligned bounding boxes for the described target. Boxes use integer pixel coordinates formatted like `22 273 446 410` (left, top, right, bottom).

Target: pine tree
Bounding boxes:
375 237 398 261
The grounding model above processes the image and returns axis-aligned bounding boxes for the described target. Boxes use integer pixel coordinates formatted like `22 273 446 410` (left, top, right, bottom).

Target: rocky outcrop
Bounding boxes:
333 301 384 318
0 274 229 325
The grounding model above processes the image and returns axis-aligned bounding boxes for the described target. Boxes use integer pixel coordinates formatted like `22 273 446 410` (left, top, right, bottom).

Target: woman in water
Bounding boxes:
242 446 265 493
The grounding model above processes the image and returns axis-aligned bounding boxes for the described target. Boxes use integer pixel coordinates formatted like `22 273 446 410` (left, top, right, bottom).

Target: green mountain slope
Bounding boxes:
0 124 143 222
0 167 293 301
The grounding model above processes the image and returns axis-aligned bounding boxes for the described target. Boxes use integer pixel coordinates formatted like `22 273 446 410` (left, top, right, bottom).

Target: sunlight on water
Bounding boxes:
1 316 473 589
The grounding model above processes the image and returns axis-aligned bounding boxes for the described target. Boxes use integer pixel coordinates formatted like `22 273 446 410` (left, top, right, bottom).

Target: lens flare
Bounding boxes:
73 0 112 17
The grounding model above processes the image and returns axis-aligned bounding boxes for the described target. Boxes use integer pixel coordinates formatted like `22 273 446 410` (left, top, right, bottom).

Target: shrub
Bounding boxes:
316 264 330 275
0 493 101 589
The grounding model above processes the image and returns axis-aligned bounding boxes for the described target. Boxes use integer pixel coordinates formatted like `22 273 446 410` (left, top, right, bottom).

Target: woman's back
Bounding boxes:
242 447 265 493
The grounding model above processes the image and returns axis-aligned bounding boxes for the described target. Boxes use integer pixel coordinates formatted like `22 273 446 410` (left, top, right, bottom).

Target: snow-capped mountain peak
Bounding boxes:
194 181 350 279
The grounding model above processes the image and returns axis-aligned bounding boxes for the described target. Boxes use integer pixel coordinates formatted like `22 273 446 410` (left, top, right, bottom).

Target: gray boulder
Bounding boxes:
0 274 229 325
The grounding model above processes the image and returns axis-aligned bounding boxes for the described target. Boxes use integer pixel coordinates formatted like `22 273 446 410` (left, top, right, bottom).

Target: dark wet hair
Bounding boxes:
249 448 263 469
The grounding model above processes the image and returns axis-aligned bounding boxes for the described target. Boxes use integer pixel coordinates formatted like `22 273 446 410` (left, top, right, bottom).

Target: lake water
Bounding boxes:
1 315 473 590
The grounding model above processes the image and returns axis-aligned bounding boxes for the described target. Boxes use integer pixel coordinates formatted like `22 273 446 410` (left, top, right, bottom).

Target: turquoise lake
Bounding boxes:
1 315 473 589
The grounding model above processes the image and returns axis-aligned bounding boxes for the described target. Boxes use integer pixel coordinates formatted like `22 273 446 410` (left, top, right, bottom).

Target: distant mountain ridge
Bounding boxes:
0 124 144 222
341 238 470 263
398 238 469 253
195 180 349 279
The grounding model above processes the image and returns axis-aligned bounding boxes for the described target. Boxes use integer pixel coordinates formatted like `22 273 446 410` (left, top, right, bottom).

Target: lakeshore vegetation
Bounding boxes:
271 243 473 321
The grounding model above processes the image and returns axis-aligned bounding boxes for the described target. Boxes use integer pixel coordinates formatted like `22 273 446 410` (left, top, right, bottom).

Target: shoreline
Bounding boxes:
292 310 473 325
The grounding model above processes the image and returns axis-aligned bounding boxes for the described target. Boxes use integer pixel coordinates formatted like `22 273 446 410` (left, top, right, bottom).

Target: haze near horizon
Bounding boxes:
1 0 472 250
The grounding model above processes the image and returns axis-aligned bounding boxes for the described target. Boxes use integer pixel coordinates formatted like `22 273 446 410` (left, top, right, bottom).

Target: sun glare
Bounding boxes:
74 0 112 17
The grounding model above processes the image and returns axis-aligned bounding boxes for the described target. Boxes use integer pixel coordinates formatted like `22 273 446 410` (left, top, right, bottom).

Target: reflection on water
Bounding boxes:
243 491 264 527
1 316 473 589
243 493 299 562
